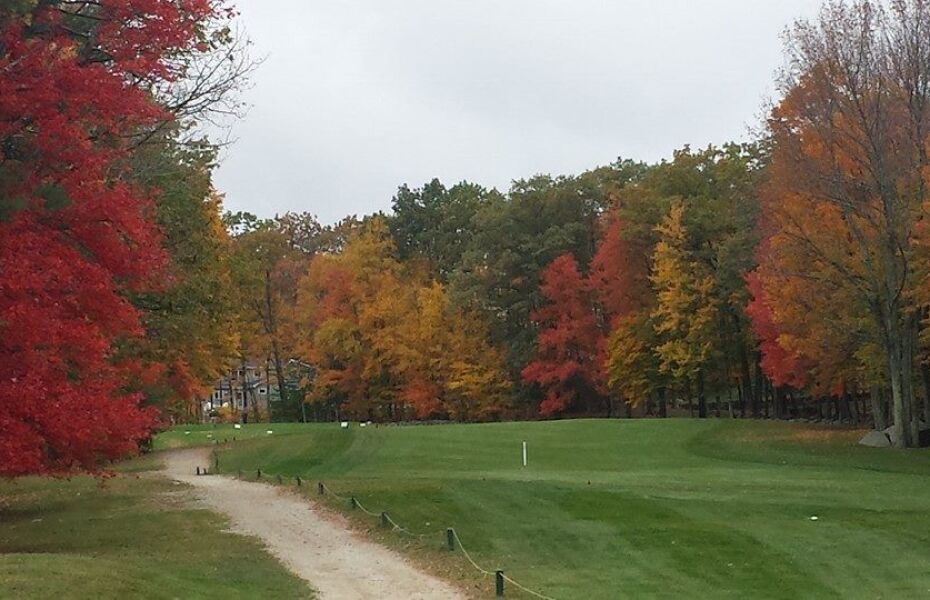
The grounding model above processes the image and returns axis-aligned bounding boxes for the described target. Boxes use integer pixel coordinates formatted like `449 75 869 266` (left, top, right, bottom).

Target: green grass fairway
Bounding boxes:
153 422 312 450
180 419 930 599
0 460 313 599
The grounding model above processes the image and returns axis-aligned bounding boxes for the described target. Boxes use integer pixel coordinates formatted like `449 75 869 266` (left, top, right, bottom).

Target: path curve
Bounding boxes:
162 448 465 600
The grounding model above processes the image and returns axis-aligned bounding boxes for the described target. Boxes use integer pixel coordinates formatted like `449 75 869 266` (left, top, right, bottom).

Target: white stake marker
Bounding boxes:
522 441 527 467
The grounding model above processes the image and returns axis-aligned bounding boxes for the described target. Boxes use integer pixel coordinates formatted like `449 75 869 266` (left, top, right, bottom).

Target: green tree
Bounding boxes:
390 179 502 280
127 133 239 421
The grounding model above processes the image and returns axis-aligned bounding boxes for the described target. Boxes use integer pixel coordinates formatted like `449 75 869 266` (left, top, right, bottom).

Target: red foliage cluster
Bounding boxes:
744 273 807 390
523 216 648 417
588 216 648 320
522 254 606 416
0 1 215 476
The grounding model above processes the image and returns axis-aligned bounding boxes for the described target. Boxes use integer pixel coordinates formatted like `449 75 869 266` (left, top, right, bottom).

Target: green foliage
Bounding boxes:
450 174 608 382
126 132 239 419
389 179 502 280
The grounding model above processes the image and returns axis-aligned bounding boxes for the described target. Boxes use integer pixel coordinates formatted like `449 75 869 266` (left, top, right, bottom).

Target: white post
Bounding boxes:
522 441 527 467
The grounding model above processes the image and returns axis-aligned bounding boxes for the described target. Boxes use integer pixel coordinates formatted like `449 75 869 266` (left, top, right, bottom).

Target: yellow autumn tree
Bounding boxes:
293 216 511 421
650 202 719 417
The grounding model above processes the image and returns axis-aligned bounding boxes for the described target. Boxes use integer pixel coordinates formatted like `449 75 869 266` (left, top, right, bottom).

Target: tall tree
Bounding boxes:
451 173 608 403
522 254 605 416
127 135 239 422
752 0 930 445
0 0 231 475
650 203 720 418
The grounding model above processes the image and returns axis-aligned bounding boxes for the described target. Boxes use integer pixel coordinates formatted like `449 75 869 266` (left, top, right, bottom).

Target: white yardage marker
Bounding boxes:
522 441 527 467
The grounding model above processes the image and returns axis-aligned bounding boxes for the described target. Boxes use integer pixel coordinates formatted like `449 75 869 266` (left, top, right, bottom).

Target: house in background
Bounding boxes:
201 362 280 420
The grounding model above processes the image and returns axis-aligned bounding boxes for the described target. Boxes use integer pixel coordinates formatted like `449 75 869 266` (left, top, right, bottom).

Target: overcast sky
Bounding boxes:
214 0 821 224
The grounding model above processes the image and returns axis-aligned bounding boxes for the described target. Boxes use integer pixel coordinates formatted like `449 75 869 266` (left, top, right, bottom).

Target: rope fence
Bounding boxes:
205 461 557 598
450 528 493 576
382 511 435 539
502 574 558 600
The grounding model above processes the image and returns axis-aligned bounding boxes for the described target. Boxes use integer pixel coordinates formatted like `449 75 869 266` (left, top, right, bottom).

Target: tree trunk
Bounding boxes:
774 386 786 420
877 280 918 447
697 370 707 419
238 360 249 423
921 362 930 425
887 344 914 448
738 349 752 418
762 378 771 419
869 386 887 430
751 352 763 418
658 387 668 418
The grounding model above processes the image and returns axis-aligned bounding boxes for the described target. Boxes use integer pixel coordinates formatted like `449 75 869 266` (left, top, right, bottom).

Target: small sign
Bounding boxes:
340 421 349 429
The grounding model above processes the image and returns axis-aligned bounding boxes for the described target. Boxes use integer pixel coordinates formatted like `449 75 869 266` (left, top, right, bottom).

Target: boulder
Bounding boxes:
859 430 892 448
882 425 898 446
881 424 930 447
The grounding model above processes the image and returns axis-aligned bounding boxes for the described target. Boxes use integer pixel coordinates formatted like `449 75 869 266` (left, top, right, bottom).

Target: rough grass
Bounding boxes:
0 458 313 599
180 419 930 599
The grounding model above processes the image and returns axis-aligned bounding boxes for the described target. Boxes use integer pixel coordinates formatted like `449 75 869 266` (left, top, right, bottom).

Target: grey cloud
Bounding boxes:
214 0 821 224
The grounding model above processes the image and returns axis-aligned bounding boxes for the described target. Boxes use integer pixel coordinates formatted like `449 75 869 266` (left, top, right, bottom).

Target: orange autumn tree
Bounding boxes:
749 0 930 446
294 218 510 421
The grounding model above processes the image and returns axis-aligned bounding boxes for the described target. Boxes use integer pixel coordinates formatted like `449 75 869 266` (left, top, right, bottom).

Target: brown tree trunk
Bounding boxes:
869 386 887 431
697 370 707 419
751 352 763 418
920 362 930 425
774 386 786 420
738 348 752 418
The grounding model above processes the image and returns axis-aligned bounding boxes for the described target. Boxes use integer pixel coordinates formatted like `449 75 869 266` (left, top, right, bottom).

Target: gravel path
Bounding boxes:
162 448 465 600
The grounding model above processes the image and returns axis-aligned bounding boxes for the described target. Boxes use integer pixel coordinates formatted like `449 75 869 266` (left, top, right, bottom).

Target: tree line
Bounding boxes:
3 0 930 479
230 1 930 449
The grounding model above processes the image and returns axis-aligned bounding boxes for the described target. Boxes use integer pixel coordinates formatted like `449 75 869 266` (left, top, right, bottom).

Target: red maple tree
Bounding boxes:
0 1 216 476
744 272 808 390
522 254 605 416
588 214 650 321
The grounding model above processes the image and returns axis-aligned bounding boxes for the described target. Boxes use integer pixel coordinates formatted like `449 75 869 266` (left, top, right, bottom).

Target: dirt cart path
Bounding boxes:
162 448 465 600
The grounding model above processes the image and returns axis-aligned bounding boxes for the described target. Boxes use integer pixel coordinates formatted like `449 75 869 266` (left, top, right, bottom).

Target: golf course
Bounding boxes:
154 419 930 599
